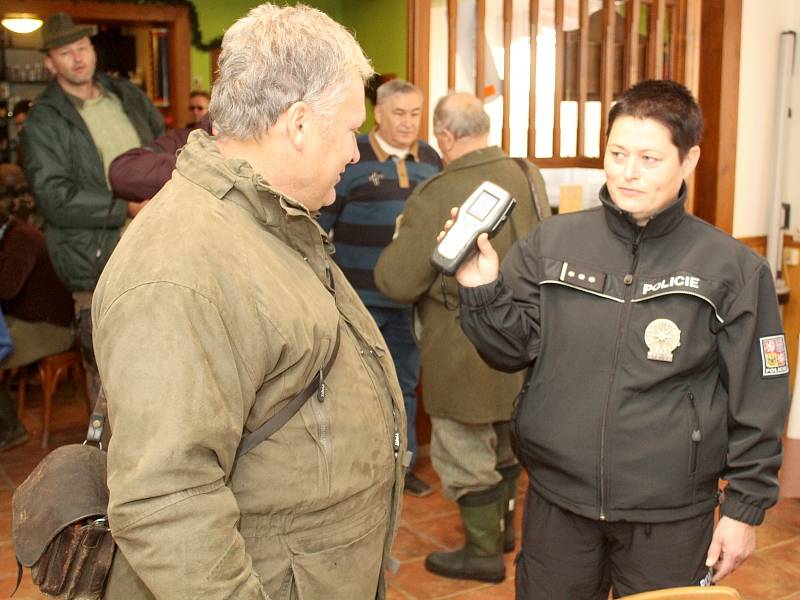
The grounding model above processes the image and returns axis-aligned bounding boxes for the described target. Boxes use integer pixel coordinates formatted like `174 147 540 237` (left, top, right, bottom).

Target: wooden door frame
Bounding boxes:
0 0 191 128
694 0 741 234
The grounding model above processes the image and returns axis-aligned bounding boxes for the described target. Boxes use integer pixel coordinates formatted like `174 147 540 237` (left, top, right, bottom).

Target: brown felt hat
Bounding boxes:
40 12 96 52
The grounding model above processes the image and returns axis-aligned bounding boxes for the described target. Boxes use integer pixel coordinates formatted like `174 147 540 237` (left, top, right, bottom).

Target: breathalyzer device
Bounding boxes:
431 181 516 276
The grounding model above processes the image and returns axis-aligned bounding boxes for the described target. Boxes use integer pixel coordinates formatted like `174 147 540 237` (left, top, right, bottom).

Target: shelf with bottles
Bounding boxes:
4 64 48 84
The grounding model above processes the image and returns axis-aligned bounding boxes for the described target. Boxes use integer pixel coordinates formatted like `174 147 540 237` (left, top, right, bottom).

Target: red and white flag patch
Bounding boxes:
760 334 789 376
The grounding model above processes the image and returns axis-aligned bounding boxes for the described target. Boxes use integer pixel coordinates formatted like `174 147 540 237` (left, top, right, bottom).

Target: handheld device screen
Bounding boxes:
466 191 500 221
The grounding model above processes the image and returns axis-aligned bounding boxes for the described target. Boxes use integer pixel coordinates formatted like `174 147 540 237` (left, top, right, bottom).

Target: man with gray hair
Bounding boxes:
93 4 407 598
375 91 549 583
320 79 442 498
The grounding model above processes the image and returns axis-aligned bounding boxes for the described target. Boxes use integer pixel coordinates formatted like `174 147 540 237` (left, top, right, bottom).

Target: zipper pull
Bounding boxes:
317 369 326 402
393 431 400 456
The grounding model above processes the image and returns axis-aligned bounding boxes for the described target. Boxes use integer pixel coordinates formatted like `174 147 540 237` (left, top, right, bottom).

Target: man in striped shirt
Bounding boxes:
320 79 442 496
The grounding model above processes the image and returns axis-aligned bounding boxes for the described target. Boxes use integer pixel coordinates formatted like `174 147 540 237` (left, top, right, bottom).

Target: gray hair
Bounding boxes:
376 79 422 105
432 92 490 139
210 3 373 140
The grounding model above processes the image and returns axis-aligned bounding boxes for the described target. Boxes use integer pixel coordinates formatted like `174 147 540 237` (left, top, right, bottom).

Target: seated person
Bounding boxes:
0 164 74 450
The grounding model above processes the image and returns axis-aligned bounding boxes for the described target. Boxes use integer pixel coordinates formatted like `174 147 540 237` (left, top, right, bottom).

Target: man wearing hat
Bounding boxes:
22 12 163 402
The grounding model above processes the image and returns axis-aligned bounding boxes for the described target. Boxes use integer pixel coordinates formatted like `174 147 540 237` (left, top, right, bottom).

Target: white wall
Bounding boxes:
733 0 800 238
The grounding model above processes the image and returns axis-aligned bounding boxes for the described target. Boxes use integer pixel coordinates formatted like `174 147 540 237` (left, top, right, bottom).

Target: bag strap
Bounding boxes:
85 387 108 446
235 326 341 459
513 157 546 222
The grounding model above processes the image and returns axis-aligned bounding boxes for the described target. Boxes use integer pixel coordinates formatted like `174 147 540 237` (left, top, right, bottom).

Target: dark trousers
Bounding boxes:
368 306 420 467
516 487 713 599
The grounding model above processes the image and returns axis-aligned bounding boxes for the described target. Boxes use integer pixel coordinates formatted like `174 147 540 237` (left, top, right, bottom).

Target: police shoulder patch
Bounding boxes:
760 334 790 377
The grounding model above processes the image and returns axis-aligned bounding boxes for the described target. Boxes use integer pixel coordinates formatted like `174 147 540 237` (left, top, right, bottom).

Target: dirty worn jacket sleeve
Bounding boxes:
374 188 442 304
21 114 128 229
458 230 543 372
717 260 791 525
94 282 269 599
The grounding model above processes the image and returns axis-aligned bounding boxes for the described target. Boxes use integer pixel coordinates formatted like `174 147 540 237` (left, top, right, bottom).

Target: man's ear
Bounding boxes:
374 103 383 128
439 129 455 153
43 55 56 76
285 101 309 151
681 145 701 178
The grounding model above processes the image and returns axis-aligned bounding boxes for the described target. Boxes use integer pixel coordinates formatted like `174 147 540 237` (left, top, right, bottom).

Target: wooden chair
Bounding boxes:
619 586 742 600
37 347 89 448
11 347 89 448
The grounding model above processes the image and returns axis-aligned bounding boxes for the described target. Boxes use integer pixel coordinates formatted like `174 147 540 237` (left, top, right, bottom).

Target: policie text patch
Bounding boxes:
759 335 789 377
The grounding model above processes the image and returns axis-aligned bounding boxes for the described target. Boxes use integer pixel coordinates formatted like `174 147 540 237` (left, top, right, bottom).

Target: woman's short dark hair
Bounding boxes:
607 79 703 160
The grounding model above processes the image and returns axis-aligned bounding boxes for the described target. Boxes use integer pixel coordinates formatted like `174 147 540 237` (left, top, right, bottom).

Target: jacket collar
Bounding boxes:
445 145 506 172
368 129 420 162
599 182 688 241
175 131 333 254
36 72 121 135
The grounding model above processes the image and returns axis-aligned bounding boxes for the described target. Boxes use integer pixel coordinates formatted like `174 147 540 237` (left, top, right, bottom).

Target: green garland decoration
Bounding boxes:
80 0 222 51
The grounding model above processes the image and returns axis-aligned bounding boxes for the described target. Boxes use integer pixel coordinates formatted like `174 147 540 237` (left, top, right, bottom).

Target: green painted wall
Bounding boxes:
190 0 408 131
339 0 407 131
340 0 407 79
190 0 344 91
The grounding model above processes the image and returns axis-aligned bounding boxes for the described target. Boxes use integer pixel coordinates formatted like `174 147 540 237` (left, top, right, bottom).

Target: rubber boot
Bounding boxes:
498 463 521 553
0 383 27 452
424 483 505 583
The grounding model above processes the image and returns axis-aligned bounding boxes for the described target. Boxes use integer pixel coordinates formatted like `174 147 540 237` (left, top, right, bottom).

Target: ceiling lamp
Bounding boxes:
2 14 44 34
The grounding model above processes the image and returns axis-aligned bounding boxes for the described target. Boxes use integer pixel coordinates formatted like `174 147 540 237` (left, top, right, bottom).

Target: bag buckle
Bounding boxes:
84 413 105 449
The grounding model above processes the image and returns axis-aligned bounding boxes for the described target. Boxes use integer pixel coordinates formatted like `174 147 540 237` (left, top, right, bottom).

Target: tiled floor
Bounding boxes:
1 381 799 599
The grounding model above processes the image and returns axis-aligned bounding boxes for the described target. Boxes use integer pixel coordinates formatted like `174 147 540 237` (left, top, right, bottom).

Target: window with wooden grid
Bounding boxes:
410 0 700 169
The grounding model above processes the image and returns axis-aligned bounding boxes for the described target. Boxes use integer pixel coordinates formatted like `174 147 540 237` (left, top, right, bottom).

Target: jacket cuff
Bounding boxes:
458 276 504 309
110 198 129 227
719 490 766 525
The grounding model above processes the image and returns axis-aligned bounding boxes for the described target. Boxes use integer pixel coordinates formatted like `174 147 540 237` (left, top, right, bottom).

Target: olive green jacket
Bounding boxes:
375 146 549 423
93 132 406 599
22 73 163 291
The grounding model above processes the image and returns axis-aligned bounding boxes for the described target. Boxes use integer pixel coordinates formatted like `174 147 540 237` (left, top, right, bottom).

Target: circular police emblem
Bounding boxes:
644 318 681 362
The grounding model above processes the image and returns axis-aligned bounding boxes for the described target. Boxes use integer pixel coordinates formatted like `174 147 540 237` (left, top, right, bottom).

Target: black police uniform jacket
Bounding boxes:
459 184 790 525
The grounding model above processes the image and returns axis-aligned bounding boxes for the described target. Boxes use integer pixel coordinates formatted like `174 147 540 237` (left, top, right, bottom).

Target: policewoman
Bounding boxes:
451 80 790 598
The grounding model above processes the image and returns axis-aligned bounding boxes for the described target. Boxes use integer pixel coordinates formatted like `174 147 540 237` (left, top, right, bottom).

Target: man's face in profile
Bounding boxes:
45 37 97 87
301 71 366 211
374 91 423 149
604 116 699 224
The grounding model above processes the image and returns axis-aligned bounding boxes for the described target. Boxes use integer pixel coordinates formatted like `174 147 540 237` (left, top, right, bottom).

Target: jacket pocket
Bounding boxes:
687 390 702 478
509 373 531 462
309 384 333 489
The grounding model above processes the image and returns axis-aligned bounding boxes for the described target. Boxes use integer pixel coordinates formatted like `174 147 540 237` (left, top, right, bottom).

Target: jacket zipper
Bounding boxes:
340 314 396 461
688 391 702 475
599 224 646 520
311 366 333 490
